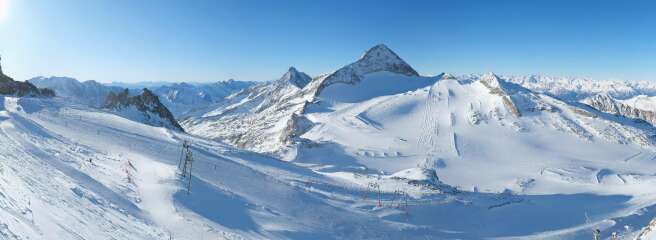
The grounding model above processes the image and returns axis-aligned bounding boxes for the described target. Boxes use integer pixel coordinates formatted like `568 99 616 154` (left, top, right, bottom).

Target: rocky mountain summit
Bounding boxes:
104 88 184 131
310 44 419 95
280 67 311 88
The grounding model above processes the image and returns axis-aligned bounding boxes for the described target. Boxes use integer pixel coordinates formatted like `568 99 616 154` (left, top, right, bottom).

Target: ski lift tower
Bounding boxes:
178 140 194 194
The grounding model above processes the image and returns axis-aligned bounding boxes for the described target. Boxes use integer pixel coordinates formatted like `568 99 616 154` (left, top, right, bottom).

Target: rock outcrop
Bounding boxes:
479 73 521 117
584 94 656 126
104 88 184 131
0 57 55 97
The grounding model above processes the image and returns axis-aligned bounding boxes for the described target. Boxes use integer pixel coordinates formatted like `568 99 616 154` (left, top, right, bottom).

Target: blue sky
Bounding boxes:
0 0 654 83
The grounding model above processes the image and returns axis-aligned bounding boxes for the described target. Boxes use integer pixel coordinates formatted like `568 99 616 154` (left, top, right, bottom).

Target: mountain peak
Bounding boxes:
356 44 418 76
314 44 419 91
280 66 311 88
359 44 395 60
480 72 502 88
440 73 456 80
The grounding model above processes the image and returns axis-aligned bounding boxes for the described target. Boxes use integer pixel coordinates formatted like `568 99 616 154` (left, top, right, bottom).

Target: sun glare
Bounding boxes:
0 0 8 23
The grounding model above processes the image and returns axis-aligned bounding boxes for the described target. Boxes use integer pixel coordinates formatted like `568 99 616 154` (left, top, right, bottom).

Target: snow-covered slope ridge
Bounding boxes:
181 67 315 153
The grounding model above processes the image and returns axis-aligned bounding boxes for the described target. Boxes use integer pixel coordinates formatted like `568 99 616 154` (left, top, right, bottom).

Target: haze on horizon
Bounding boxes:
0 0 654 83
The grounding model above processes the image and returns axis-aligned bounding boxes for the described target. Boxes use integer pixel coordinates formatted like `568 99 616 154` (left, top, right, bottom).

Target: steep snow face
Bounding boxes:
584 94 656 127
29 76 123 107
181 67 314 153
104 89 185 131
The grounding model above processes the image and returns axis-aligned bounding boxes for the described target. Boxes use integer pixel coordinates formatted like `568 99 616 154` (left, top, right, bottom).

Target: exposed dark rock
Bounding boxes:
584 94 656 126
104 88 184 131
0 57 55 97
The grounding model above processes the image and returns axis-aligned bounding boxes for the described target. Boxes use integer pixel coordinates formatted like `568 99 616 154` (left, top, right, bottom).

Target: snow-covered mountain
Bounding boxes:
5 45 656 239
29 76 254 116
29 76 124 106
151 80 254 116
182 66 314 153
104 88 184 131
501 74 656 101
180 44 656 239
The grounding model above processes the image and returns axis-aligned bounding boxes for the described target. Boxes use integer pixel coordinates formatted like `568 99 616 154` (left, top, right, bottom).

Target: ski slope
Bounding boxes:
4 89 656 239
0 96 483 239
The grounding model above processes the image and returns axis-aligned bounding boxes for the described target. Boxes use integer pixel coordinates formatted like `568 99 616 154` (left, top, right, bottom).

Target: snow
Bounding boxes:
6 44 656 239
4 90 655 239
28 76 253 117
28 76 124 107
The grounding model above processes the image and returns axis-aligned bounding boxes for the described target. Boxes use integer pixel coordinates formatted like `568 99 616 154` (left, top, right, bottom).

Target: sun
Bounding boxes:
0 0 8 23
